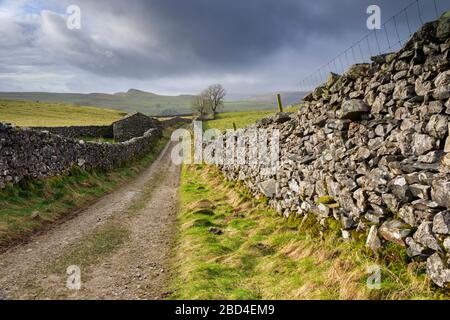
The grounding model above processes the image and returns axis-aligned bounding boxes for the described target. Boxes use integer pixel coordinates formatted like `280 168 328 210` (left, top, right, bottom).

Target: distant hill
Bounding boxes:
0 89 307 116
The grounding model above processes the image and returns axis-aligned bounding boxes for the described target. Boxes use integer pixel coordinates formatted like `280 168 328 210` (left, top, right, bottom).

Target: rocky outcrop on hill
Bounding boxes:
217 13 450 287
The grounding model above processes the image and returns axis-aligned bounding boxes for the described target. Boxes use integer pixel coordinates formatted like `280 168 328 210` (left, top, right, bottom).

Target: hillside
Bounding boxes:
0 99 126 127
0 90 193 116
0 89 306 116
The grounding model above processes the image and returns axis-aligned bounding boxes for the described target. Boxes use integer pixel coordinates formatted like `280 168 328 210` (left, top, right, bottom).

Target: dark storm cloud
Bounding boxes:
51 0 447 77
1 0 449 93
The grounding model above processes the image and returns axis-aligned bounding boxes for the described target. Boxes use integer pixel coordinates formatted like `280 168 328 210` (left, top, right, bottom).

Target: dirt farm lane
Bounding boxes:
0 141 181 300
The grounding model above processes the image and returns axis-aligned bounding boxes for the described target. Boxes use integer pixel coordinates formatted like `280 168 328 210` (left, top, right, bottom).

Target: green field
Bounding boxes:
0 90 291 116
0 98 298 129
204 106 299 132
0 99 126 127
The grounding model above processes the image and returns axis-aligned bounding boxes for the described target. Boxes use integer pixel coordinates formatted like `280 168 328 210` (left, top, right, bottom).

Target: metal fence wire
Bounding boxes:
298 0 450 92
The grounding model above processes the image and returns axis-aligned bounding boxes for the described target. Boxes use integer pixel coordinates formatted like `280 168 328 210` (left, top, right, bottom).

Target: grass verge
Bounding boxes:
204 107 298 132
169 164 447 300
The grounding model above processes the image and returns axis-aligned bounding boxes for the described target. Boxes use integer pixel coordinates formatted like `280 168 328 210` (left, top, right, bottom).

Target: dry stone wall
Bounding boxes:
217 13 450 287
0 123 161 189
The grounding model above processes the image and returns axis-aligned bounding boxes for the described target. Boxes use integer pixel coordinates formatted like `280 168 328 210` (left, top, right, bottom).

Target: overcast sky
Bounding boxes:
0 0 448 96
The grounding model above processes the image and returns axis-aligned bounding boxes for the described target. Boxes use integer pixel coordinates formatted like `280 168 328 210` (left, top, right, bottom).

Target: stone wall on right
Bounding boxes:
217 12 450 287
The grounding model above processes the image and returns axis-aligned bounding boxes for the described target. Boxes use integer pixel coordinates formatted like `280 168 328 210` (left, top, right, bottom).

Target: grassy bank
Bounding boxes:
0 132 169 249
0 99 125 127
170 165 444 300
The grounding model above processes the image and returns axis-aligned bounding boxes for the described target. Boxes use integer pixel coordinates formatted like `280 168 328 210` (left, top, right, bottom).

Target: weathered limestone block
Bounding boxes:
426 115 448 139
388 176 413 202
444 123 450 153
405 237 427 258
412 134 436 156
366 225 381 251
379 220 411 246
426 253 450 287
258 179 277 198
432 211 450 235
415 76 432 96
413 221 441 251
338 100 369 120
432 179 450 209
345 64 370 80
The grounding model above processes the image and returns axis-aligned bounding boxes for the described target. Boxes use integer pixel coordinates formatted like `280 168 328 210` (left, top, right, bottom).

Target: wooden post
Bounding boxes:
232 122 237 131
276 93 283 113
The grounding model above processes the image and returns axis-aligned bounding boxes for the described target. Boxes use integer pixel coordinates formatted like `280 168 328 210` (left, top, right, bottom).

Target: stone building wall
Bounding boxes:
0 123 161 189
215 13 450 287
31 125 113 138
113 112 161 142
30 113 171 140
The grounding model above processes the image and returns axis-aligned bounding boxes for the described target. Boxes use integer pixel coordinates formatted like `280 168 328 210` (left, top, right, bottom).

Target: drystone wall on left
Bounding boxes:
0 123 161 189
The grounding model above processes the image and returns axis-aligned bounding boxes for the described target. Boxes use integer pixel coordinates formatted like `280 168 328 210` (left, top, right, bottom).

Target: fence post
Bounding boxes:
276 93 283 113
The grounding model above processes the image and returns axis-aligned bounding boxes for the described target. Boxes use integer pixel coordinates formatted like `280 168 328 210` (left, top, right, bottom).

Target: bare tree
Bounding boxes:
191 94 212 117
202 84 226 115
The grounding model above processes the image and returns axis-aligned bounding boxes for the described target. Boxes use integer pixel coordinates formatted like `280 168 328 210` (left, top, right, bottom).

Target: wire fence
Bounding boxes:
298 0 450 92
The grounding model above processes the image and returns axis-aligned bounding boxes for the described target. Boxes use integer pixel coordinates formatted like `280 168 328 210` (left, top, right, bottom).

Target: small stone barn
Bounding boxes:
112 112 161 142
